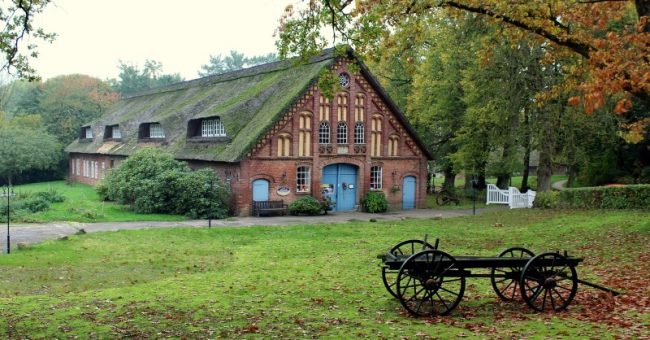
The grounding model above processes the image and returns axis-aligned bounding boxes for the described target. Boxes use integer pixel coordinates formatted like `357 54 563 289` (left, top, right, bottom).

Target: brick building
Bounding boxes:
65 49 432 215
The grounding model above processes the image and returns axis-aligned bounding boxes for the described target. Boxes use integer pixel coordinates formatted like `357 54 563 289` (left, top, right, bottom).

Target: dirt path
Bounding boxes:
1 208 496 252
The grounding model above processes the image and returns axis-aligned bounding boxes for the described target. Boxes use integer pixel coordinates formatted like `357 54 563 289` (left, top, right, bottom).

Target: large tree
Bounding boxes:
198 50 278 77
0 125 60 185
111 60 183 95
276 0 650 135
0 0 55 80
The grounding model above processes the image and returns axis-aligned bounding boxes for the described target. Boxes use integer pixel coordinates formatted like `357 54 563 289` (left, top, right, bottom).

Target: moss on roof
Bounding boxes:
65 54 334 162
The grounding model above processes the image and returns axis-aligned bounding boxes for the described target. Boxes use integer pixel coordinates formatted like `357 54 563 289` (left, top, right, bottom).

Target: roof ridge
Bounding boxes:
122 48 336 100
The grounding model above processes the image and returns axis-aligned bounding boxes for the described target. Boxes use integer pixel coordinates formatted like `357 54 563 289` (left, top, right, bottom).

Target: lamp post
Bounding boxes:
2 185 16 254
206 178 213 228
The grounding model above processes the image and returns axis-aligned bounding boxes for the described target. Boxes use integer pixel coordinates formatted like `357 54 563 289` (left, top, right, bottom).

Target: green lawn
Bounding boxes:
12 181 186 223
0 209 647 338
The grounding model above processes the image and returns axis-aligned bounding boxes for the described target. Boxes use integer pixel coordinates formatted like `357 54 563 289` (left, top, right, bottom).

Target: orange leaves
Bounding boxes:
568 96 581 106
614 98 632 114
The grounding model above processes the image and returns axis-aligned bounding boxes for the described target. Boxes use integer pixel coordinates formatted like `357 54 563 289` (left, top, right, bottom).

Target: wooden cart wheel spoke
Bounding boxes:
438 286 461 297
396 250 465 317
435 291 450 311
520 252 578 312
552 288 568 305
491 247 535 302
382 240 435 298
498 279 516 297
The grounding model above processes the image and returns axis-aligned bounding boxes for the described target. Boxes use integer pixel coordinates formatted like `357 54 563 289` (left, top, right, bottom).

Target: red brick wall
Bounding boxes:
68 153 125 185
242 59 429 214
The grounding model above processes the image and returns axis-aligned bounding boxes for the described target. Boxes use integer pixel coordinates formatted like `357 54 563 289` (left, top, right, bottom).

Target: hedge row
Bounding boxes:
534 185 650 209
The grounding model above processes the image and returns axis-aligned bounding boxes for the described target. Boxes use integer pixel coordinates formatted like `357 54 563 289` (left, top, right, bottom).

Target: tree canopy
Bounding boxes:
198 50 277 76
0 0 55 80
110 60 183 95
276 0 650 135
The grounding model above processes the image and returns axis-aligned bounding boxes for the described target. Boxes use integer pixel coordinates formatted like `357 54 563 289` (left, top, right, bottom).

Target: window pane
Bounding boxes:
112 126 121 139
319 122 330 144
201 118 226 137
150 123 165 138
354 122 364 144
296 166 310 192
337 122 347 144
370 166 382 190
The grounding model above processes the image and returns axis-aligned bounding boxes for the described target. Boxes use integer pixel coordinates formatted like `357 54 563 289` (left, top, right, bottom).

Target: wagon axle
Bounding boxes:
380 237 620 317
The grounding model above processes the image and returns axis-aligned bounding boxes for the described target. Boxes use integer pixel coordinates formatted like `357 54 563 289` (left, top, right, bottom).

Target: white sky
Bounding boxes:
31 0 297 81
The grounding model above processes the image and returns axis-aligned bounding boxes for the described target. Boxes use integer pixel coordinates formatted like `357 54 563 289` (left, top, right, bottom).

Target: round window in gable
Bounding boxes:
339 72 350 88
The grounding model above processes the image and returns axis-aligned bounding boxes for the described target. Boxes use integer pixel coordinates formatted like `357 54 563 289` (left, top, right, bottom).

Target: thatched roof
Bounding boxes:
66 48 433 162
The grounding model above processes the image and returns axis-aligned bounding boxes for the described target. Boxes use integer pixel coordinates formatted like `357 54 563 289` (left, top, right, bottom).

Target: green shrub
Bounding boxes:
557 185 650 209
361 191 388 213
22 196 50 213
99 148 231 218
288 196 322 216
34 188 66 203
533 191 559 209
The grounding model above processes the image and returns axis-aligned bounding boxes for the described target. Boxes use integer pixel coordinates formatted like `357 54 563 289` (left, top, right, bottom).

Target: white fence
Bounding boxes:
486 184 536 209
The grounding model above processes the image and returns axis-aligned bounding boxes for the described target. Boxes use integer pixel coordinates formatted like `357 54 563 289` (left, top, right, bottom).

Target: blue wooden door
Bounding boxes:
322 164 358 211
252 179 269 201
402 176 416 209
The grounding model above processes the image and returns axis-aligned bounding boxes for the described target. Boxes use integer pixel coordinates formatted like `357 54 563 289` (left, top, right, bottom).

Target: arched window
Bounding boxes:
296 166 311 193
371 114 382 156
298 112 312 156
337 121 348 144
388 135 399 156
277 133 291 157
319 121 330 144
354 122 365 144
370 166 383 190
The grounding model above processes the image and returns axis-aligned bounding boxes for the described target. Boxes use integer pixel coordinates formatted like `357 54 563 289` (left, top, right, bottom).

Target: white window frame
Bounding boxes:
149 123 165 138
296 166 311 193
84 127 93 139
201 118 226 137
83 160 89 177
370 166 382 190
101 161 106 179
337 121 348 144
319 122 330 144
75 159 80 176
94 161 99 179
354 122 365 144
112 125 121 139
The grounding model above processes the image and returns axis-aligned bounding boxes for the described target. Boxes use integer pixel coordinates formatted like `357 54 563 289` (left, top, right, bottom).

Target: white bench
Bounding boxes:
486 184 536 209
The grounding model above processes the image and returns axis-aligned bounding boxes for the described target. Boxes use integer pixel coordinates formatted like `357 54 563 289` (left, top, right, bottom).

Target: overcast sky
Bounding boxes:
31 0 296 81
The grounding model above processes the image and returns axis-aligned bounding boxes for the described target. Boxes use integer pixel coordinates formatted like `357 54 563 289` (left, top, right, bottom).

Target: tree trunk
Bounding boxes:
537 147 553 192
520 110 531 192
636 0 650 32
443 169 456 190
426 172 435 194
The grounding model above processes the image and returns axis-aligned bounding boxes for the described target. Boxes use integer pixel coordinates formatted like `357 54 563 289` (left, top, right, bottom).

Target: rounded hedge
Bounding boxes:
288 196 322 216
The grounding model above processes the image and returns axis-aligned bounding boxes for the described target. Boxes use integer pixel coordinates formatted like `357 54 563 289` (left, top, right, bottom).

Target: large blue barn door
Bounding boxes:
252 179 269 201
402 176 416 209
322 164 358 211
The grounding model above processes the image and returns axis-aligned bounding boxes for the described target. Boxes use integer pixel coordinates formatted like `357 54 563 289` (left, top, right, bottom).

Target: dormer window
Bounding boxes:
201 118 226 137
104 124 122 140
187 117 228 141
80 126 93 140
138 122 165 139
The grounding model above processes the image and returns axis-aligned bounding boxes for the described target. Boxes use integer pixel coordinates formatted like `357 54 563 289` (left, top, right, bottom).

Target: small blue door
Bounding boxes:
402 176 416 209
322 164 358 211
252 179 269 201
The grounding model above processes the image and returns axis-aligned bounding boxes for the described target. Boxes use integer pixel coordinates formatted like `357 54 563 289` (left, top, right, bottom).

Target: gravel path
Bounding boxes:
0 208 496 252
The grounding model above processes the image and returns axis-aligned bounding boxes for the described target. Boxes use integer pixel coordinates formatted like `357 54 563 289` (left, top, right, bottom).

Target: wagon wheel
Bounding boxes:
490 247 535 301
382 240 434 298
519 252 578 312
395 250 465 316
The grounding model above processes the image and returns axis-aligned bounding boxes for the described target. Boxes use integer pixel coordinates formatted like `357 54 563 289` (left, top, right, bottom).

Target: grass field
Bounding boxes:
0 209 647 338
12 181 186 223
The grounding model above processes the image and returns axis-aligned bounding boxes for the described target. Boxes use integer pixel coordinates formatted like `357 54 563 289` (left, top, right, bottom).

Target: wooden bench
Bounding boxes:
251 200 288 217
